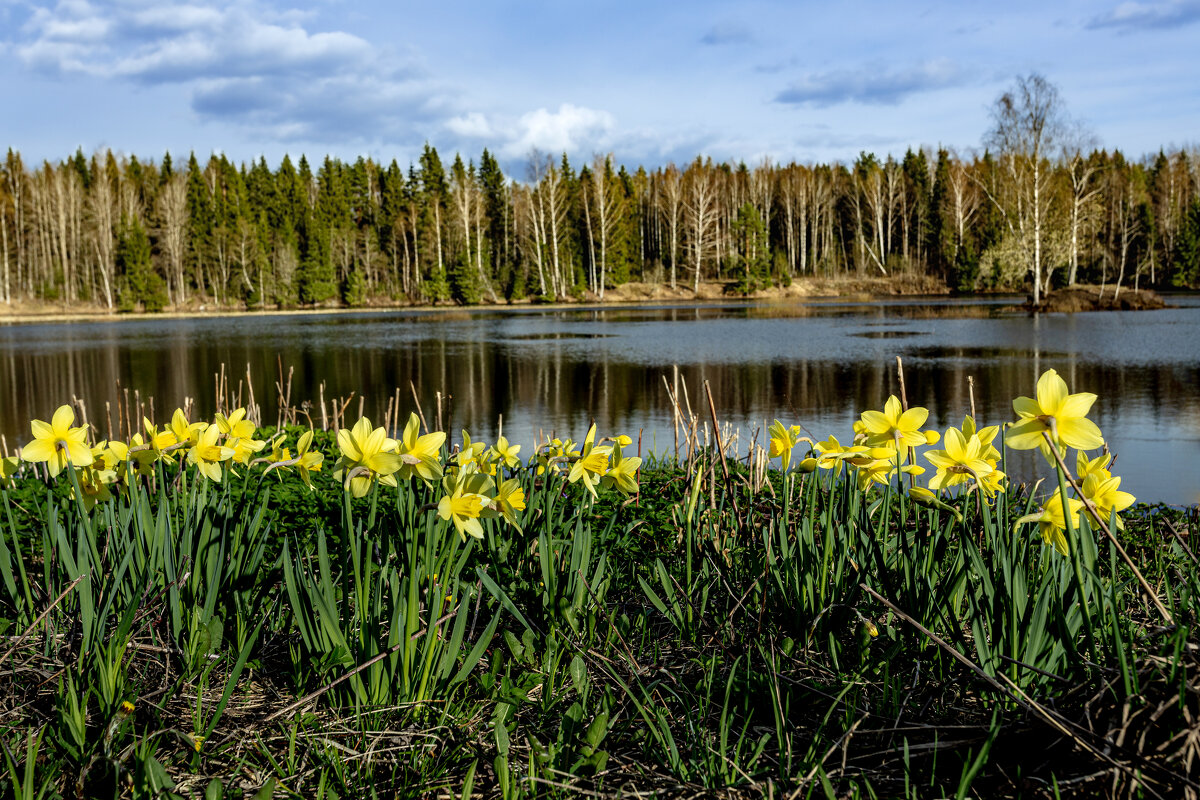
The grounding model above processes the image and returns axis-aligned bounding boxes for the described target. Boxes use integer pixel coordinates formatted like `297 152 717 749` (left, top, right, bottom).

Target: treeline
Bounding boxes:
0 144 1198 311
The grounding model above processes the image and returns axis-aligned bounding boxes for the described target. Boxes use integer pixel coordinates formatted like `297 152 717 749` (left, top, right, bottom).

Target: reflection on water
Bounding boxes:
2 296 1198 503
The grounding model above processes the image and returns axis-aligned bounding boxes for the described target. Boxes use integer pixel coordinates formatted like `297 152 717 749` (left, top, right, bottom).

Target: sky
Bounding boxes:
1 0 1198 173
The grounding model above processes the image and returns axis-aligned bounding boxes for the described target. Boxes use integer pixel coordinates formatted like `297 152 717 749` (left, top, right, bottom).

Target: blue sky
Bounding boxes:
1 0 1198 172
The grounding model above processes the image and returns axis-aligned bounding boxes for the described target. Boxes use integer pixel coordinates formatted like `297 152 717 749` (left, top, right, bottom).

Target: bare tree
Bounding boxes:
684 158 719 292
657 165 683 289
981 73 1071 303
158 173 188 304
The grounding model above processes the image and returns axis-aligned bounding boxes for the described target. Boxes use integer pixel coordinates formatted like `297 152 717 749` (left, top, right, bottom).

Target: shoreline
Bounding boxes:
0 275 958 325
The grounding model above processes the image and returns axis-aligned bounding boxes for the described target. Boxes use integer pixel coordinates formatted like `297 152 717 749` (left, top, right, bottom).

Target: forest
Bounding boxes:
1 138 1198 313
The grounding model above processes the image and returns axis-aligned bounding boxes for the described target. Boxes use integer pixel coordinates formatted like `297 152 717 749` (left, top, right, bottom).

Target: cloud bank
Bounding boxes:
11 0 445 142
775 60 966 107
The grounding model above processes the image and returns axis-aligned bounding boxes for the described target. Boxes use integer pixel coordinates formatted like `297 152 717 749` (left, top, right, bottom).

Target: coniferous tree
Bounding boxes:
116 215 167 312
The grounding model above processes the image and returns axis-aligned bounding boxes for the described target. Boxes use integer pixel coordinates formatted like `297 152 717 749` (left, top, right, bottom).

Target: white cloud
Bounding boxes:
445 112 493 139
503 104 616 158
7 0 443 143
441 104 618 163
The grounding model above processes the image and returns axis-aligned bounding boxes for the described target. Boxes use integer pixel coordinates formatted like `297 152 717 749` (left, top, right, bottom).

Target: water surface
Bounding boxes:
3 295 1197 503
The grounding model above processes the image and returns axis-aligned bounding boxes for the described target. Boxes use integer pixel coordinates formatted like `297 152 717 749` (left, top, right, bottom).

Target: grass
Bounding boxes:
0 423 1198 799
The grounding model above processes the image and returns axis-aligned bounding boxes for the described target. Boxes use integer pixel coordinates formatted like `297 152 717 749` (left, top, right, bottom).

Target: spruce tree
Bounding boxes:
116 215 168 312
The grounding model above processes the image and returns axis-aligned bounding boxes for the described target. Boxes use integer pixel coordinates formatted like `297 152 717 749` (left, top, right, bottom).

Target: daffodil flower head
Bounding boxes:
293 430 324 489
925 426 995 493
142 417 179 454
813 435 869 474
0 456 18 487
854 458 924 491
491 477 527 531
228 435 267 465
1017 487 1085 556
188 424 235 483
1076 451 1113 481
169 409 207 447
1006 369 1104 462
335 416 402 498
601 444 642 496
106 436 158 480
72 465 117 511
568 424 612 498
22 405 94 477
396 413 445 483
768 419 804 470
489 435 522 470
214 408 256 440
859 396 930 450
1081 470 1135 530
438 467 493 540
91 441 120 472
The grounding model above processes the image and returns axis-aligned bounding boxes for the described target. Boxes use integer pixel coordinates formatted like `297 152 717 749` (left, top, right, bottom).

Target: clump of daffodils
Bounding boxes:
766 368 1133 559
16 404 641 544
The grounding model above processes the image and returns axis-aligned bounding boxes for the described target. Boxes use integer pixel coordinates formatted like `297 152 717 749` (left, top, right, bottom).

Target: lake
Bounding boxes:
3 295 1198 504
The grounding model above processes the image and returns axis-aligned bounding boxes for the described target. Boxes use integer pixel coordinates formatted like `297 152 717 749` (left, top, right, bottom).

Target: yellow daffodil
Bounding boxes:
142 417 178 454
925 426 994 492
396 413 445 483
91 441 120 472
976 467 1007 499
813 435 870 473
169 409 207 447
491 477 526 530
490 435 522 470
1076 451 1113 481
1006 369 1104 461
293 430 323 489
188 424 235 483
0 456 18 486
106 436 159 479
568 424 611 498
72 465 117 511
854 458 924 491
859 396 930 450
335 417 402 497
768 420 805 470
1017 488 1084 556
534 436 579 476
214 408 256 440
1080 471 1135 530
601 445 642 496
438 468 492 540
22 405 94 477
228 435 267 465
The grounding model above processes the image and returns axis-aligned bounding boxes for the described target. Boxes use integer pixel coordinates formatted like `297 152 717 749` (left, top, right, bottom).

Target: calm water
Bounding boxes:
3 296 1198 504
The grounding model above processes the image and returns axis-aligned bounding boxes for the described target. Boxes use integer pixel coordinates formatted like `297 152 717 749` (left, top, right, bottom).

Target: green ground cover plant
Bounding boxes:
0 368 1197 799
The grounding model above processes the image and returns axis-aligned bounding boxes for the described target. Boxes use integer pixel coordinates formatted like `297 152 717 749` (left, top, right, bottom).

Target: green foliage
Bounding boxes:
115 215 168 312
341 266 366 307
731 203 770 294
298 214 337 305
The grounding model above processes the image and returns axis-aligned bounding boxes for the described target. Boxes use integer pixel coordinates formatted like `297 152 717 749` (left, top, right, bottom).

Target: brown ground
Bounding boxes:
1026 284 1167 313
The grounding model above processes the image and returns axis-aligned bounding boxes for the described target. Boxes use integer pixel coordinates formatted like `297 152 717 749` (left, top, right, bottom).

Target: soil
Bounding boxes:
1025 284 1167 313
